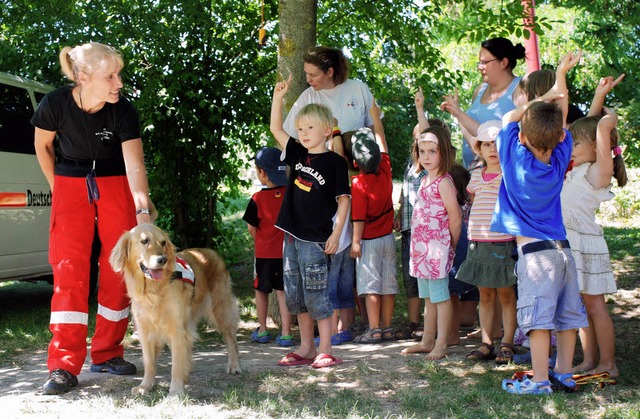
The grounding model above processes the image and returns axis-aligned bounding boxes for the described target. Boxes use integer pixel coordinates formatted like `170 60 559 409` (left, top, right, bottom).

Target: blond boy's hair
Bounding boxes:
295 103 334 139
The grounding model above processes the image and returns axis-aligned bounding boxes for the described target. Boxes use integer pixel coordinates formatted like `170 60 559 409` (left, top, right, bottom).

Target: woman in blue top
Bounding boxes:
441 37 525 168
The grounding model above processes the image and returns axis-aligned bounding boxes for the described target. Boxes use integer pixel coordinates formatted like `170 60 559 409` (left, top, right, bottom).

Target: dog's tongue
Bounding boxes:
148 269 164 280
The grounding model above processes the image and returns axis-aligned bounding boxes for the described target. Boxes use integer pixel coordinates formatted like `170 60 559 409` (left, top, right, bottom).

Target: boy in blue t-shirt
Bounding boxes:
493 52 588 395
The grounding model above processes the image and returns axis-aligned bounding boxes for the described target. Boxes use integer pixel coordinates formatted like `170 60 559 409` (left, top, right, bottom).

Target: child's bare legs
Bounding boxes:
553 329 577 375
338 307 355 333
407 296 421 325
255 290 269 333
287 313 317 360
448 295 461 345
314 316 334 365
402 298 435 354
575 293 618 376
425 298 452 360
355 293 368 328
381 294 395 329
529 329 551 382
460 300 478 327
276 290 292 337
364 294 381 329
478 286 496 346
497 286 517 345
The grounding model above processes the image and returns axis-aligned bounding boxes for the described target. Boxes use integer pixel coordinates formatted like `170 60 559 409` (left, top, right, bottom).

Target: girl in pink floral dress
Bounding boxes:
401 126 462 360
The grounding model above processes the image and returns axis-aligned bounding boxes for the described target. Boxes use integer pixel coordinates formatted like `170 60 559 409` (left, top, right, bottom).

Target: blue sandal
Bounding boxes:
275 334 294 347
502 378 553 395
548 368 577 392
251 327 271 343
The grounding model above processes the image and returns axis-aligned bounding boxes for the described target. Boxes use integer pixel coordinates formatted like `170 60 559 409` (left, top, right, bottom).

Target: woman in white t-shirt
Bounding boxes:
283 46 377 344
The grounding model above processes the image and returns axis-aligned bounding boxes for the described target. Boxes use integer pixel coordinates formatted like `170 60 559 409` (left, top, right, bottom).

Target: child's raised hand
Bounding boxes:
273 73 292 99
595 74 625 97
414 87 425 108
557 51 582 74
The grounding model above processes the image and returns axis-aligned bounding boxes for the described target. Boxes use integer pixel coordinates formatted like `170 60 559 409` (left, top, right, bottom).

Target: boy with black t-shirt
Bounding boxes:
269 77 350 369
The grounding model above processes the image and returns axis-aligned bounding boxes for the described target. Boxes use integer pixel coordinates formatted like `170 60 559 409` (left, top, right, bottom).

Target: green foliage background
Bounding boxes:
1 0 637 248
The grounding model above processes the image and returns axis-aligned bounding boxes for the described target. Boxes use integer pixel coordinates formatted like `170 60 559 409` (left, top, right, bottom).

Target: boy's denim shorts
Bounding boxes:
516 245 588 335
417 277 450 303
283 234 334 320
328 246 356 309
356 233 398 296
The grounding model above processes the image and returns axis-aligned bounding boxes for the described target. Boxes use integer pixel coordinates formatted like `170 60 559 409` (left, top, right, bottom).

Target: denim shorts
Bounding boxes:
516 246 588 335
328 246 356 309
356 234 398 296
283 234 334 320
401 231 419 298
417 277 450 303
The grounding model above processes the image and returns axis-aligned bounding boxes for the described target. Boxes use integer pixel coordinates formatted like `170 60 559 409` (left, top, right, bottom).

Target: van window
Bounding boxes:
0 84 36 155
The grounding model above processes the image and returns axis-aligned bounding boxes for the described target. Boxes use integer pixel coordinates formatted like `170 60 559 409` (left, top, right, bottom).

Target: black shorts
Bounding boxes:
253 258 284 293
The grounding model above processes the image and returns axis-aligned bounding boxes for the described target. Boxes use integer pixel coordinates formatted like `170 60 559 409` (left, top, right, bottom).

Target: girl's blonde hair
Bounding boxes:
569 116 627 187
295 103 334 138
59 42 124 82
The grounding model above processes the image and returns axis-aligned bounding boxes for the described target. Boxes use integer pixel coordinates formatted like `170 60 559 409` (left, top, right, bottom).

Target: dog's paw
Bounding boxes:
227 363 242 374
131 385 152 396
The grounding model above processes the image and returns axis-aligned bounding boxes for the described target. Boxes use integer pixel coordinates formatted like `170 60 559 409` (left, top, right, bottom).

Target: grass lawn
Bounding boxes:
1 171 639 418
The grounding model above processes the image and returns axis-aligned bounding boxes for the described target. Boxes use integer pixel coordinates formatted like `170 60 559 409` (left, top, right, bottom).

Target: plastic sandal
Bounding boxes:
251 327 271 343
381 327 395 341
502 378 553 395
496 342 516 365
549 368 578 392
466 342 496 361
354 328 383 344
314 333 343 346
275 334 294 347
339 330 353 342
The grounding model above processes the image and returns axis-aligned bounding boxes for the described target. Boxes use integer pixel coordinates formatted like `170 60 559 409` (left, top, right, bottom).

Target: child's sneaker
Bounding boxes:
275 334 294 347
502 378 553 395
548 368 577 392
251 327 271 343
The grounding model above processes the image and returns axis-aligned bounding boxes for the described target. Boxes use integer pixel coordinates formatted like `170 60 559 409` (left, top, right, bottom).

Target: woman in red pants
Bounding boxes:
32 42 153 395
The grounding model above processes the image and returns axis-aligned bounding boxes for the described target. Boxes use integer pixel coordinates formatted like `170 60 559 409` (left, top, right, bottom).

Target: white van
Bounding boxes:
0 72 54 282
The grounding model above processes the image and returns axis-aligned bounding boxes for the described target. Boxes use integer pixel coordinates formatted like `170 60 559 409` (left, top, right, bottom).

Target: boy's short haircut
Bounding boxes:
521 101 564 153
519 69 555 102
340 130 357 171
294 103 333 134
351 127 381 174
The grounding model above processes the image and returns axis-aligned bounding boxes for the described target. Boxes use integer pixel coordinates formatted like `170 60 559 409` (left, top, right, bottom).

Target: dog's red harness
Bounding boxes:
170 257 195 285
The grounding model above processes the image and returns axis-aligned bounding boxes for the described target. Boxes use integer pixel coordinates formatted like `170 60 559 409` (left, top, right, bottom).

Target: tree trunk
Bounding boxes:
268 0 317 327
277 0 317 113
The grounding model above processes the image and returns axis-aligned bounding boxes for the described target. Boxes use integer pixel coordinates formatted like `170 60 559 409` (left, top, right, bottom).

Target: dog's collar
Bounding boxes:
139 257 195 285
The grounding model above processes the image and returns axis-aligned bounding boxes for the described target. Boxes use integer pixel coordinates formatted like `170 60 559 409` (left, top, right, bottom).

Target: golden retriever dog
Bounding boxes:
109 223 241 395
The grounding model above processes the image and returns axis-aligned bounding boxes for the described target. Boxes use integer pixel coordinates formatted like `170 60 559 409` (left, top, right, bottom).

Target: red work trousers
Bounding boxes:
47 175 136 375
